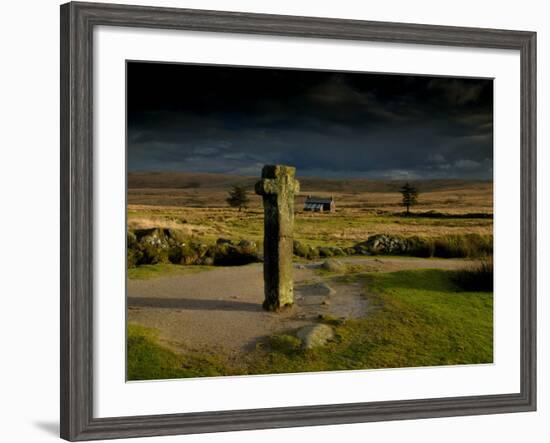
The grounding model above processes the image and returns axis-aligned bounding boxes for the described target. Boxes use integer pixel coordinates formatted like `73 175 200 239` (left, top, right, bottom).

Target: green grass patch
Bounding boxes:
246 269 493 374
128 269 493 379
127 323 229 380
128 263 214 280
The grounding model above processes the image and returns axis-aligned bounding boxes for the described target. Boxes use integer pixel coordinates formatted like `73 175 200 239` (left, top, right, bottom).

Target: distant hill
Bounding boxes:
128 171 492 193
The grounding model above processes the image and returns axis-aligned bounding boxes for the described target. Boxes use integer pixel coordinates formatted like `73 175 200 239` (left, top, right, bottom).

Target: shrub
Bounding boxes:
318 247 334 258
212 243 261 266
452 257 493 291
293 240 323 259
405 236 435 258
352 233 492 259
330 247 346 257
168 243 201 265
127 230 138 249
139 243 170 265
434 234 492 259
127 247 142 268
293 240 310 258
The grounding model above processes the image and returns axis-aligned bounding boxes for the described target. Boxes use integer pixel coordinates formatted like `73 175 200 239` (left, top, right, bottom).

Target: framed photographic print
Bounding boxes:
60 1 536 441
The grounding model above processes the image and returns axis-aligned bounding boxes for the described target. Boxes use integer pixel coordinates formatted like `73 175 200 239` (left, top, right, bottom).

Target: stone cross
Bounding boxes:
255 165 300 311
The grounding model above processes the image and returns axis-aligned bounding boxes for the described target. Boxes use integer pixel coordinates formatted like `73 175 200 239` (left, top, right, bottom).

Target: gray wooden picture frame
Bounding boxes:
60 1 537 441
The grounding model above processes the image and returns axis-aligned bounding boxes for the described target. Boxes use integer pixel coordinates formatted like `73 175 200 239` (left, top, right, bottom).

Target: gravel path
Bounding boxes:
128 257 475 356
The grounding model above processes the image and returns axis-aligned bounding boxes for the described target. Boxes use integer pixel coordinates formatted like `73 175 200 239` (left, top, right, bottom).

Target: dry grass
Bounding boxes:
128 172 493 214
127 214 216 237
127 172 493 248
128 185 493 214
128 206 492 249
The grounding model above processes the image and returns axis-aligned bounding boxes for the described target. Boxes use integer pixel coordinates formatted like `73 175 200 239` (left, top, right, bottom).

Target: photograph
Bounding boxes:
126 61 494 381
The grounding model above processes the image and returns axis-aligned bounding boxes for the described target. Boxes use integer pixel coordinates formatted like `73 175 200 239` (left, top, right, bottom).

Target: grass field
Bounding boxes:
128 172 493 249
127 269 493 380
127 172 493 379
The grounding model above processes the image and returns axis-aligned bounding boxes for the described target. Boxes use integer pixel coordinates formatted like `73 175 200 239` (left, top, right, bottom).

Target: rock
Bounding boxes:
321 259 345 273
216 238 232 245
238 239 257 250
296 282 335 297
353 244 371 255
202 257 214 266
296 324 334 349
355 234 408 255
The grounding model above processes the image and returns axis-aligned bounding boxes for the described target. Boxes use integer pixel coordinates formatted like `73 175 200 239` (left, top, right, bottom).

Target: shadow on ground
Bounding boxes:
128 296 261 312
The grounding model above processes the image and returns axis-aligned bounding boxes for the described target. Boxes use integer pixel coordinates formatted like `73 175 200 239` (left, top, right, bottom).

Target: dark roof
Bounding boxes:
305 196 333 204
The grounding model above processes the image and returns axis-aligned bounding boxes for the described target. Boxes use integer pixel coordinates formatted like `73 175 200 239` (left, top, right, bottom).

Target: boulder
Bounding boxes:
321 259 345 273
344 247 357 255
202 257 214 266
296 324 335 349
355 234 408 255
238 239 257 252
330 247 346 256
353 243 371 255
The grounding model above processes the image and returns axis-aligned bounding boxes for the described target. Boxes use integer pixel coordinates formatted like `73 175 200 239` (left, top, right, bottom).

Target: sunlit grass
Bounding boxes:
128 205 493 249
128 263 214 280
127 269 493 379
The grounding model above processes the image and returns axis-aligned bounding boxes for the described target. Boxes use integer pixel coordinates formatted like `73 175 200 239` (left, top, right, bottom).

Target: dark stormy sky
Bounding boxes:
127 62 493 180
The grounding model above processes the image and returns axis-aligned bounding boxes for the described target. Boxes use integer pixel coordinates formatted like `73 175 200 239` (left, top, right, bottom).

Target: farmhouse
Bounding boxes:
303 195 335 212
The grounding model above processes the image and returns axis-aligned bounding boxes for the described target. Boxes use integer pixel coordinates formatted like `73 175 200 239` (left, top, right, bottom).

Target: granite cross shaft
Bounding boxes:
255 165 300 311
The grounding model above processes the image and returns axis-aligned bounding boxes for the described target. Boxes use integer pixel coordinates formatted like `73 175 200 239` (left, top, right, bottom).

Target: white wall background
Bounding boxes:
0 0 546 442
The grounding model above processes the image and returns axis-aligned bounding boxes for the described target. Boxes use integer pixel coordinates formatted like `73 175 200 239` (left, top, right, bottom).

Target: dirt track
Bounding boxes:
128 257 475 356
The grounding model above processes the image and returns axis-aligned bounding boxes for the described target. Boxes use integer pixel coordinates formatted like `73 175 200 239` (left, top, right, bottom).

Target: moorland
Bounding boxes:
126 171 494 380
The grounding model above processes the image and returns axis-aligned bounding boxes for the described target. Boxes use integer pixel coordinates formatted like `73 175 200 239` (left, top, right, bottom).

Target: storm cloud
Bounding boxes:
127 62 493 179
